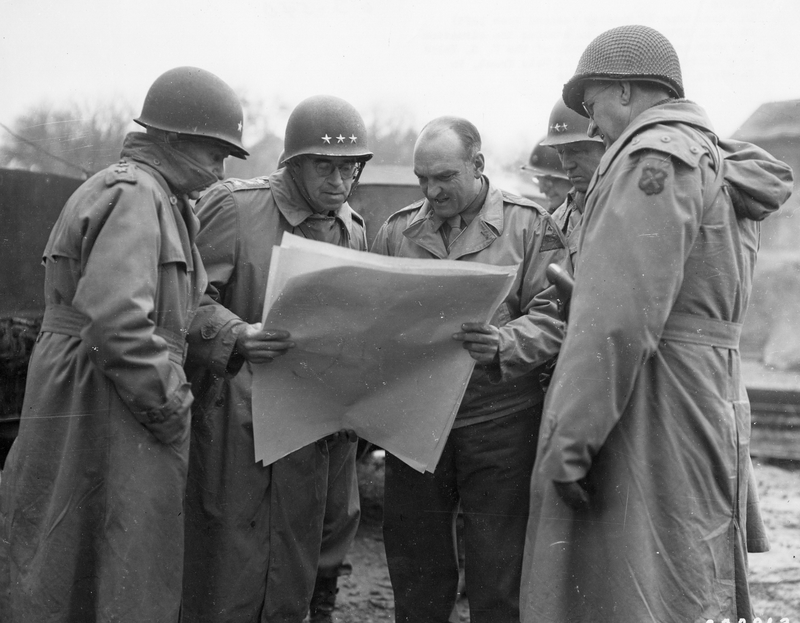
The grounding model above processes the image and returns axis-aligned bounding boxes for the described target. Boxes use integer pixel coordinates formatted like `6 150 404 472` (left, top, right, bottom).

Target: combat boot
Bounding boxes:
309 575 338 623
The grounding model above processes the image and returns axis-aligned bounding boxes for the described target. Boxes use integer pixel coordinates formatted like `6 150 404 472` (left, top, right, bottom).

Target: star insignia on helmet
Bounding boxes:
336 135 345 143
349 135 358 143
322 134 332 144
238 121 243 132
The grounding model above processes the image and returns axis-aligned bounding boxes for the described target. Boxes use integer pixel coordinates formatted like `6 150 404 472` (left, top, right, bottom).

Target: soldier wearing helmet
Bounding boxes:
521 140 571 212
182 95 371 623
521 26 793 623
0 67 246 623
541 98 605 268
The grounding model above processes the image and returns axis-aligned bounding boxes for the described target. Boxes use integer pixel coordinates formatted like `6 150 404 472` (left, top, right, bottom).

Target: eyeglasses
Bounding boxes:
309 158 360 180
581 82 615 119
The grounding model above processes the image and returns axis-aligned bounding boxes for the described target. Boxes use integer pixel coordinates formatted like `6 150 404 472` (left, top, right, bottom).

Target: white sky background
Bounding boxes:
2 0 799 169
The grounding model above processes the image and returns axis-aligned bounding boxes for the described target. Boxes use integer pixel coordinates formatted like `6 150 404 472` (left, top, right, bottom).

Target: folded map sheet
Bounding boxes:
251 233 516 472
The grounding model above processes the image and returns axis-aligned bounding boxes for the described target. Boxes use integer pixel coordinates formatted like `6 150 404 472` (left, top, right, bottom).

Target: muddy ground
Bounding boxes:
332 453 800 622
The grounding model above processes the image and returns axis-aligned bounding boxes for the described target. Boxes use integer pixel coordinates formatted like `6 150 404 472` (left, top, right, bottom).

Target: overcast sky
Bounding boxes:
3 0 798 165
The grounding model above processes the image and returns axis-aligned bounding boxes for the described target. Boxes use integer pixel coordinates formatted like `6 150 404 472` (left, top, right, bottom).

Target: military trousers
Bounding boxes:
383 405 542 623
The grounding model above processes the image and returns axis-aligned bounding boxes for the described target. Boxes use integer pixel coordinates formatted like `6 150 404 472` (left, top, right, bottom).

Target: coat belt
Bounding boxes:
40 303 188 365
660 311 741 349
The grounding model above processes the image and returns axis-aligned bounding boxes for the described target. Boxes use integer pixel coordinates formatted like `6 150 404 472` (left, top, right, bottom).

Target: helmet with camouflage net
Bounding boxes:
135 66 248 159
281 95 373 165
540 98 604 147
521 140 568 179
563 25 684 117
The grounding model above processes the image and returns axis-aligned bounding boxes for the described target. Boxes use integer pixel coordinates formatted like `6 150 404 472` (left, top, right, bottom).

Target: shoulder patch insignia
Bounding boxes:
224 176 271 192
638 162 669 195
104 160 138 186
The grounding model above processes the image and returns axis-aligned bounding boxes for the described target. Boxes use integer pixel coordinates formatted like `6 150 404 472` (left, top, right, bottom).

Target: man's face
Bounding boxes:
413 129 484 219
535 175 572 211
296 156 358 214
582 81 626 148
554 141 605 194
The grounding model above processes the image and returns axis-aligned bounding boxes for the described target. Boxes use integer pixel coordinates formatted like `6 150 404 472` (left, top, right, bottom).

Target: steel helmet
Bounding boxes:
563 25 684 117
281 95 373 165
135 66 248 159
521 141 568 179
540 99 604 147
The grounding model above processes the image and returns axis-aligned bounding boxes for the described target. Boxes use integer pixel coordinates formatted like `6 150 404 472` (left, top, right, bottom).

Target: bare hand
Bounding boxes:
326 429 359 443
452 322 500 365
235 322 294 364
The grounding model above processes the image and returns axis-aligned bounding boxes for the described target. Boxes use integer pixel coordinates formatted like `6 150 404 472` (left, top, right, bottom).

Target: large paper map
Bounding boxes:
251 233 516 472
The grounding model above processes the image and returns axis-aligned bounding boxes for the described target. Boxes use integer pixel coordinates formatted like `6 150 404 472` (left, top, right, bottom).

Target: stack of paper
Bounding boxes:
251 233 516 472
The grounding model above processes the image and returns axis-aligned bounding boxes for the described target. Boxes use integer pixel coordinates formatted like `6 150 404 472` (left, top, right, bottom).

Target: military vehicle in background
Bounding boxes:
348 164 423 247
0 168 83 464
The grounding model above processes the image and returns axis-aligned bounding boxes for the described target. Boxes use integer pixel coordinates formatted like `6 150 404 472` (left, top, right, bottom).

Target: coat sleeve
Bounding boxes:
542 147 705 483
186 184 249 376
71 181 191 444
496 212 565 381
369 218 394 255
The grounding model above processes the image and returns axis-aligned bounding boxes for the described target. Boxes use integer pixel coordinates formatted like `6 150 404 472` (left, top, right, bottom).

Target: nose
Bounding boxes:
587 120 600 138
326 166 347 188
206 159 225 181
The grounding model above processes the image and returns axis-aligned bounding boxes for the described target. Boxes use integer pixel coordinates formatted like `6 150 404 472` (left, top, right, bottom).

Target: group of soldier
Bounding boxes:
0 23 795 623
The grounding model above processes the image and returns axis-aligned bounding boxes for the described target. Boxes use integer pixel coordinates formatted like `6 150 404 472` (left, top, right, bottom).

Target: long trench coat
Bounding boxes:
0 133 209 623
520 101 793 622
181 169 366 623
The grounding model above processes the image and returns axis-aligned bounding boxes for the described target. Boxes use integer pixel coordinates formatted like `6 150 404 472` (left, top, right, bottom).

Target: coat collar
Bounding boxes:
120 132 217 196
268 168 357 231
402 176 504 259
595 100 714 179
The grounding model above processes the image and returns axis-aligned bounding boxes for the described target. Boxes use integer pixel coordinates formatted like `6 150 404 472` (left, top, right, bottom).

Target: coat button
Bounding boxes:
690 146 700 153
661 136 671 142
153 159 161 165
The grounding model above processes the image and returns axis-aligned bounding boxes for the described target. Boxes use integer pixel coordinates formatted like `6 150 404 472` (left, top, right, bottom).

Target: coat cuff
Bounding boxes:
187 308 245 377
137 382 193 446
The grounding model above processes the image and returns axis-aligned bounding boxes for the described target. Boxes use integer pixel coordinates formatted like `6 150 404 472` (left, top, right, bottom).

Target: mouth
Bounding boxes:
431 195 450 206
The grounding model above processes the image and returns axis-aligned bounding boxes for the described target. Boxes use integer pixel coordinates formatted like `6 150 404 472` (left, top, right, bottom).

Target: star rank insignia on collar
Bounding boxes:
349 135 358 143
336 135 345 143
321 134 332 143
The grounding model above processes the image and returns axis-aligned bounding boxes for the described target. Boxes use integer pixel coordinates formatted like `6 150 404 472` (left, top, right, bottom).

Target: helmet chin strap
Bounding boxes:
286 158 323 211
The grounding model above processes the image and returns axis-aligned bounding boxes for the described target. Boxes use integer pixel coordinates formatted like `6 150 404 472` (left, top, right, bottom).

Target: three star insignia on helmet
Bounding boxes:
321 134 358 144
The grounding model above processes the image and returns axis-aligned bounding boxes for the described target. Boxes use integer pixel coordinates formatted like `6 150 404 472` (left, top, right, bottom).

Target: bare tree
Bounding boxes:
0 99 136 178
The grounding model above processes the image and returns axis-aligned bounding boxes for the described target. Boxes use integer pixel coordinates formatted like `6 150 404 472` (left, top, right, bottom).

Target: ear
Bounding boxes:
473 152 485 177
619 81 633 106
